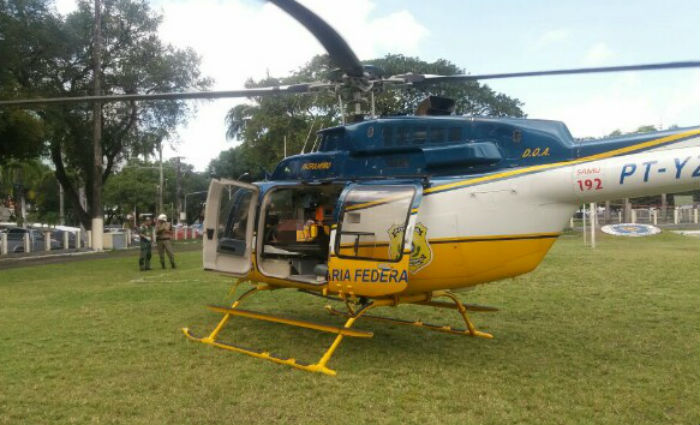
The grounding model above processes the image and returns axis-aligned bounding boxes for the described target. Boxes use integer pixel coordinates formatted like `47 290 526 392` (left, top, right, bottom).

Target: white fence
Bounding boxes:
569 207 700 229
625 207 699 225
1 225 201 256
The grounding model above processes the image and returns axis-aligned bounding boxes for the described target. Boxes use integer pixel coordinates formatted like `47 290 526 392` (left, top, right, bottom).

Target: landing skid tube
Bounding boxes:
182 286 494 375
327 291 494 339
182 284 384 376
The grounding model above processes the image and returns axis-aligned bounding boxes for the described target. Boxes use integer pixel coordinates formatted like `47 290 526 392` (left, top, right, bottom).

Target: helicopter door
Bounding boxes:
202 179 259 276
328 184 422 297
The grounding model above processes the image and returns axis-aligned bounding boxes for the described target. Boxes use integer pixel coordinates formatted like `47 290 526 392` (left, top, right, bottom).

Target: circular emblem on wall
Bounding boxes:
366 126 374 138
601 223 661 237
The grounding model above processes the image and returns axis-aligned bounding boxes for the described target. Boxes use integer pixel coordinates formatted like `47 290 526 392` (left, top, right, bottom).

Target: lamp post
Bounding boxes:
157 142 164 215
172 156 184 223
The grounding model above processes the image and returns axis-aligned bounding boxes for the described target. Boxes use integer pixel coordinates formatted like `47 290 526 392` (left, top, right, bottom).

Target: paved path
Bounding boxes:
0 241 201 270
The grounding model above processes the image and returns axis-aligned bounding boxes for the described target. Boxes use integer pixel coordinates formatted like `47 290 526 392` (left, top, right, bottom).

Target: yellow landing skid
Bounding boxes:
204 305 373 338
327 290 494 339
325 306 493 338
182 286 494 376
183 327 341 376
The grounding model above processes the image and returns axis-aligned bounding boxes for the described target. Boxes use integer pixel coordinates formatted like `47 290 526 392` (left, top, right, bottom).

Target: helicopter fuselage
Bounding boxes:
203 117 700 299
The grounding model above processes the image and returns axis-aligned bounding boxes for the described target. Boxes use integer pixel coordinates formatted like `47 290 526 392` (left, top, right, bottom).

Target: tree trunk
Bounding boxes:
91 0 104 251
51 141 91 229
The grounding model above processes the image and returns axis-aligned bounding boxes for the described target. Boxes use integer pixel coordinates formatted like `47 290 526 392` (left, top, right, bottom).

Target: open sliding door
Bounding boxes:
328 184 422 297
202 179 259 276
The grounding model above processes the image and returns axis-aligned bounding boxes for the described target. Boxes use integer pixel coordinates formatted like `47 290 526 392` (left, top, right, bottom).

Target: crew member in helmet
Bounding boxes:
155 213 176 269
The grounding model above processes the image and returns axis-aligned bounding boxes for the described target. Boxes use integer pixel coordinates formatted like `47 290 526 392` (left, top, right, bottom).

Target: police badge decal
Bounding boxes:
387 222 433 274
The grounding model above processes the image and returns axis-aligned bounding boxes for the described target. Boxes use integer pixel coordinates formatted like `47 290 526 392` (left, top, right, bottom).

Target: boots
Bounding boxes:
171 262 176 269
161 261 166 269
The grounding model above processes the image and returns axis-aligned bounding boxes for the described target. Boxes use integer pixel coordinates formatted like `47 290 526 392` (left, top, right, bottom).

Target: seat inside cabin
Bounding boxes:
257 185 344 283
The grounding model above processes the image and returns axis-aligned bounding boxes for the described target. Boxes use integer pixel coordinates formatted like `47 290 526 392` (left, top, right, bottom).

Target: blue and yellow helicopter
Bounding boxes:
2 0 698 375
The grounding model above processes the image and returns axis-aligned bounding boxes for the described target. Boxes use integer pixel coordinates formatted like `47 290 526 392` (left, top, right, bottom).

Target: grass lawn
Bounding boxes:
0 233 698 425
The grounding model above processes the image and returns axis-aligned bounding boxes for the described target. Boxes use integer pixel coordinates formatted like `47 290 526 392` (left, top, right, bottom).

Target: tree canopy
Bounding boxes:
213 54 524 178
103 158 209 224
0 0 57 164
0 0 211 229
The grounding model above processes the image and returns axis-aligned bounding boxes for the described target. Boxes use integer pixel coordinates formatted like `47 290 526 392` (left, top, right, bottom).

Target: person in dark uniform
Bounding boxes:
137 217 153 271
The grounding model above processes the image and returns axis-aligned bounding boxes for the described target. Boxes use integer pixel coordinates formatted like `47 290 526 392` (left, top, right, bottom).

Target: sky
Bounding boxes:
53 0 700 171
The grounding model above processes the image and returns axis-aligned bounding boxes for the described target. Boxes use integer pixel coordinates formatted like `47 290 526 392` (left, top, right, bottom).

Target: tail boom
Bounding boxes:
549 145 700 204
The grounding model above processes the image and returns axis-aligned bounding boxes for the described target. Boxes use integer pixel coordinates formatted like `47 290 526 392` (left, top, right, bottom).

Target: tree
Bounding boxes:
0 0 58 164
0 111 45 164
220 54 524 174
366 54 524 117
1 0 211 230
0 159 54 226
634 125 657 134
103 161 159 221
104 158 209 224
207 144 260 180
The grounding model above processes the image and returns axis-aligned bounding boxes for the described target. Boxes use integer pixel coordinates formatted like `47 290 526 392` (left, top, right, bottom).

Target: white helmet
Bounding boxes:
157 214 167 221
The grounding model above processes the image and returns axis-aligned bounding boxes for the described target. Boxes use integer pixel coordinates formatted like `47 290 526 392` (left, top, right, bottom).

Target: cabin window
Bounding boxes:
274 160 300 179
385 157 409 168
337 185 416 262
382 126 393 147
217 188 253 256
320 131 343 151
397 126 408 146
413 126 427 144
430 127 446 143
448 127 461 142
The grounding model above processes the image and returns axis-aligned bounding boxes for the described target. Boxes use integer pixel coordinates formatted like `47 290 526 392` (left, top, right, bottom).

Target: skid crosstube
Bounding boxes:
182 286 494 375
205 305 373 338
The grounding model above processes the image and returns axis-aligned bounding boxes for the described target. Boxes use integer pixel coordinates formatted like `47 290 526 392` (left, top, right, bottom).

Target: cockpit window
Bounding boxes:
430 127 446 143
319 130 343 151
397 126 408 146
382 126 393 146
413 126 427 144
273 160 300 180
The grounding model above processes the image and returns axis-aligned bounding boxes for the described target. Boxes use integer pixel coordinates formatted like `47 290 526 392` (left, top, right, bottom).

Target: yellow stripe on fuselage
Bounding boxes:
424 129 700 195
345 192 413 211
428 232 560 243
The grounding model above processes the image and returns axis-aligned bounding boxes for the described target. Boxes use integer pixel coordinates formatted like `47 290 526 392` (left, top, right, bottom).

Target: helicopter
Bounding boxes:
1 0 698 376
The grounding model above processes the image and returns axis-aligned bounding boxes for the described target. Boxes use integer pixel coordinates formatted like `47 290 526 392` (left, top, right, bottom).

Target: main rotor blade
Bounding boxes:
268 0 364 78
0 83 316 106
401 61 700 85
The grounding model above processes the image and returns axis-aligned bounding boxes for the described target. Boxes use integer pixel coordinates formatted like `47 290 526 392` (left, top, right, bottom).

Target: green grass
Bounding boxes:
1 234 698 425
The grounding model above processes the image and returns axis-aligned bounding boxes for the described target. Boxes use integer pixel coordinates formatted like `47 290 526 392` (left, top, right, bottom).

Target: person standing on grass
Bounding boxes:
138 217 153 271
156 214 176 269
